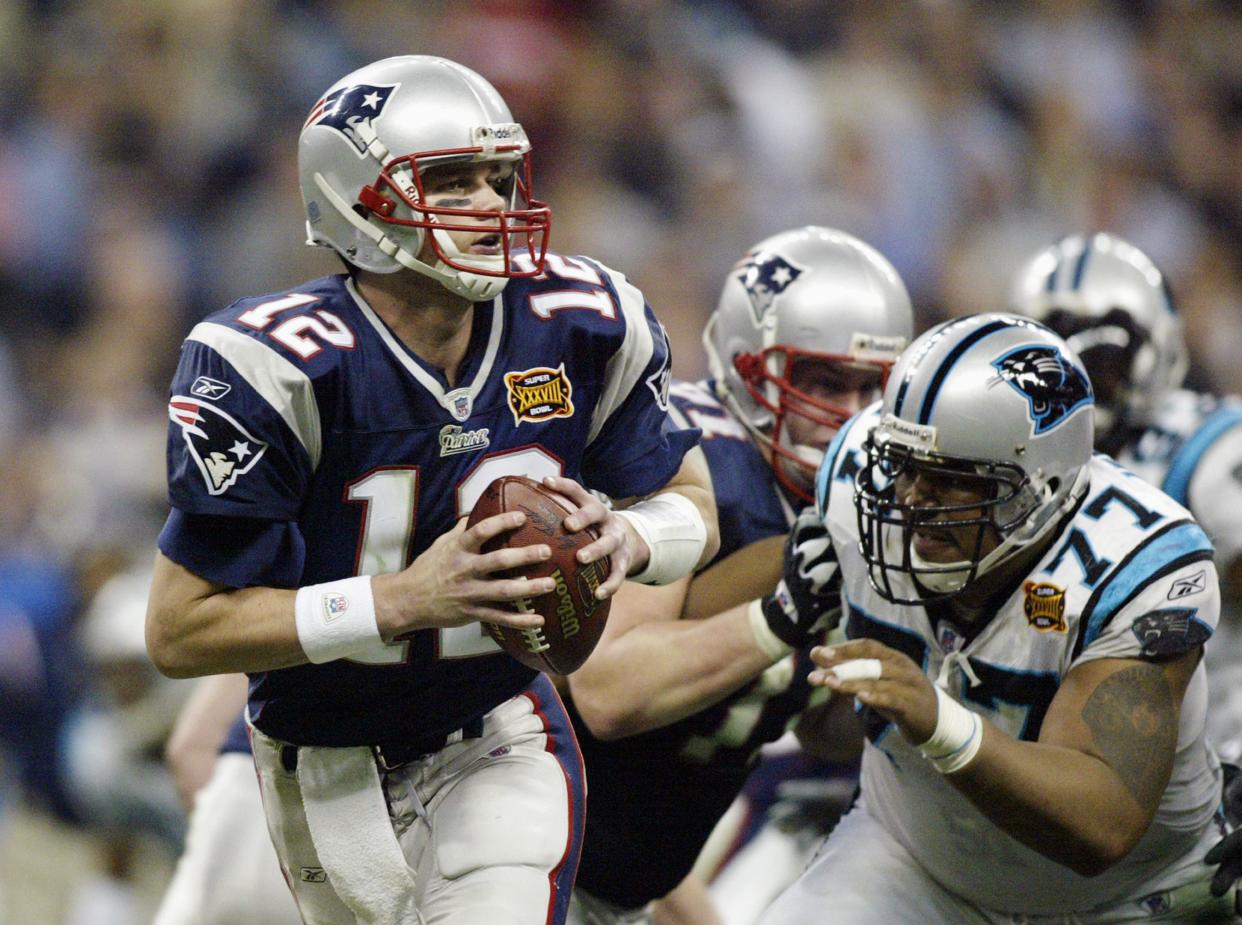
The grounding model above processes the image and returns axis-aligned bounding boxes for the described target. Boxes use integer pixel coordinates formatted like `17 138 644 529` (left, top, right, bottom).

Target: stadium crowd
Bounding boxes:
2 1 1242 922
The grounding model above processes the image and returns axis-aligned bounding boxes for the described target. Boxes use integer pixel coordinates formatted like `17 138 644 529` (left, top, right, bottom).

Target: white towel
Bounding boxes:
297 744 420 925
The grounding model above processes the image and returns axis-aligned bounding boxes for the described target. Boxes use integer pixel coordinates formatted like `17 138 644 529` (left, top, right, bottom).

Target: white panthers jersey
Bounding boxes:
1120 388 1242 567
817 404 1222 915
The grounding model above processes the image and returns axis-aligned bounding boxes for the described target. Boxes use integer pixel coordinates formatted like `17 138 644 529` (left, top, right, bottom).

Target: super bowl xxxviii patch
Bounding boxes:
505 365 574 426
1023 580 1067 633
1131 608 1210 656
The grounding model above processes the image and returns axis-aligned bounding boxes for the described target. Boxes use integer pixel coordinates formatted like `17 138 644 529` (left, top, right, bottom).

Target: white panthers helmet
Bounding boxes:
703 226 913 502
299 55 551 301
1007 232 1187 449
856 313 1094 603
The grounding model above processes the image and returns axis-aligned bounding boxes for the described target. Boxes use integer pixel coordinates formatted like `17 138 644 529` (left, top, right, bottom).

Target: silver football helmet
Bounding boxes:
703 226 913 503
856 313 1094 603
298 55 550 301
1007 232 1187 450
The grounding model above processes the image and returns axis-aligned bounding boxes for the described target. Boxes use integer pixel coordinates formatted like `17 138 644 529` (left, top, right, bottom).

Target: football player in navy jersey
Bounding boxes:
562 226 913 925
145 55 717 925
761 314 1235 922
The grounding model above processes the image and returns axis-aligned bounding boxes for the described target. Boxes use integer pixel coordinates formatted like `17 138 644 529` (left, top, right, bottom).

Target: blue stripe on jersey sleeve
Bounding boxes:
1160 407 1242 506
1079 521 1215 650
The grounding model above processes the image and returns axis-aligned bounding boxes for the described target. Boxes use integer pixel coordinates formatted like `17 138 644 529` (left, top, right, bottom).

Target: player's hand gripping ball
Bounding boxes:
468 475 611 674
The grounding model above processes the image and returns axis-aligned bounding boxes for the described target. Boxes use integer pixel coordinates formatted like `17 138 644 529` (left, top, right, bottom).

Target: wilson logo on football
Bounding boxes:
504 365 574 426
169 396 268 495
1023 581 1067 633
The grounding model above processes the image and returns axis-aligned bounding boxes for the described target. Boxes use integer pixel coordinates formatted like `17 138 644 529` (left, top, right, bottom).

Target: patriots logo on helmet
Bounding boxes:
992 346 1092 434
304 83 397 154
169 397 268 495
736 251 804 325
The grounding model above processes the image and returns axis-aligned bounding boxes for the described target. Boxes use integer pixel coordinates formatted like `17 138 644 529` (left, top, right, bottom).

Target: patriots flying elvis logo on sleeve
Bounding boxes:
736 250 804 325
304 83 397 154
169 397 268 495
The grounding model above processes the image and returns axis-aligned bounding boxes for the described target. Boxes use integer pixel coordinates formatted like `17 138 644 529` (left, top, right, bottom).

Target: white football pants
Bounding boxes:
153 751 301 925
249 674 584 925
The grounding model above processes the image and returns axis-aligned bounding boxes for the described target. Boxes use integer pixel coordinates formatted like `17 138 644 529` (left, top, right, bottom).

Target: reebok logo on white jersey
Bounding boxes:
1168 571 1206 600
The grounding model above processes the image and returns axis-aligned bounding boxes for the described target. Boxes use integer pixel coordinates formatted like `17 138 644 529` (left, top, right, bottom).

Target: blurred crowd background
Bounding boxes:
2 1 1241 922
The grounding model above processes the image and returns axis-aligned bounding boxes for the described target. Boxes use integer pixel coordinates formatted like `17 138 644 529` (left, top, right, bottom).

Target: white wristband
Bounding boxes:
616 492 708 585
747 598 794 662
295 576 381 664
917 686 983 774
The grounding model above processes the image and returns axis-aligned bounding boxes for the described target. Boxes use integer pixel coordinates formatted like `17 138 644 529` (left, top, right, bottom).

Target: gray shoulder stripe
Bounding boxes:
187 322 322 469
589 268 655 445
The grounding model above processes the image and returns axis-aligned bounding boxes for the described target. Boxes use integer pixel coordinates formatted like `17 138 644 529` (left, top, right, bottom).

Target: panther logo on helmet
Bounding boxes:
304 83 397 154
993 346 1092 434
736 251 804 325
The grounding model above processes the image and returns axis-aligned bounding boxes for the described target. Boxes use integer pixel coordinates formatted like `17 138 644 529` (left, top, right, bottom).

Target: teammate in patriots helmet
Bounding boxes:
564 229 912 925
855 313 1094 603
1007 231 1187 455
704 226 913 503
299 55 550 301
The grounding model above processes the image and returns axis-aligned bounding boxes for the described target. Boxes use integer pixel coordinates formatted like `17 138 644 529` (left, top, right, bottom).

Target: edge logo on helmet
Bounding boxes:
304 83 397 154
992 346 1092 434
169 397 268 495
736 250 804 326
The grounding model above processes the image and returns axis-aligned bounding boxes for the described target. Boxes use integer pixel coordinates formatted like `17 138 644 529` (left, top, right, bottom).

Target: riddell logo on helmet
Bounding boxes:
474 123 525 144
851 333 907 361
877 414 936 452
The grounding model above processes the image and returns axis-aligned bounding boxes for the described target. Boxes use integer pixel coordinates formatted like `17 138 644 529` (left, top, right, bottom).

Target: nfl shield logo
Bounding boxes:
447 390 473 421
322 592 349 623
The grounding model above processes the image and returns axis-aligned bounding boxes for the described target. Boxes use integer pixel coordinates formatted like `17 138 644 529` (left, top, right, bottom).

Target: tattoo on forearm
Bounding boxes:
1081 664 1176 806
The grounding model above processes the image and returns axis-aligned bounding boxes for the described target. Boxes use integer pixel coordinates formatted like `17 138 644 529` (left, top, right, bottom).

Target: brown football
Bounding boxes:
467 475 611 674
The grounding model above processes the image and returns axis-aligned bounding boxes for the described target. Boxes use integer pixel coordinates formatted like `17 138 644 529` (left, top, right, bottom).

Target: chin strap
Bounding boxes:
910 466 1090 595
313 172 508 302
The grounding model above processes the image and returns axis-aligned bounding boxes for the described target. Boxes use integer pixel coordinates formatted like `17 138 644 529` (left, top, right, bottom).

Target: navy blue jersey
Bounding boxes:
569 379 825 908
160 258 697 749
668 380 790 562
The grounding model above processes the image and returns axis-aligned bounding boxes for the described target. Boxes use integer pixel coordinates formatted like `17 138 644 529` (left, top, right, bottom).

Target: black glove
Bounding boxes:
760 506 844 648
1206 762 1242 898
